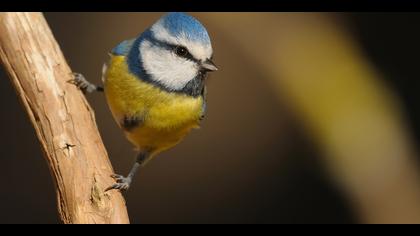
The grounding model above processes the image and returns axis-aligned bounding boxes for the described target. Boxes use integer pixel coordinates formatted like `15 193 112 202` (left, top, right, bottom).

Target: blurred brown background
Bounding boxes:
1 13 420 224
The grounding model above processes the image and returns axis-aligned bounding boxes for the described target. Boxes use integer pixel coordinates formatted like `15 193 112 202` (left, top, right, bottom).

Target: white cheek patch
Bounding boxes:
140 40 198 90
151 23 213 61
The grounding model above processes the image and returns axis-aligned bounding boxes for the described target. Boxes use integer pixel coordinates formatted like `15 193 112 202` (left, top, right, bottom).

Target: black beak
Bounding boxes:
201 59 218 72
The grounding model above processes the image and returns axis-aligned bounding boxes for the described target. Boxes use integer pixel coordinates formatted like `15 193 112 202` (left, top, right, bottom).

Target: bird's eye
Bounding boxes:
175 46 188 57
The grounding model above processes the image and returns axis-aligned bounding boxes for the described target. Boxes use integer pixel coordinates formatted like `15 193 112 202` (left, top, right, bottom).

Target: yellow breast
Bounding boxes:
104 55 204 154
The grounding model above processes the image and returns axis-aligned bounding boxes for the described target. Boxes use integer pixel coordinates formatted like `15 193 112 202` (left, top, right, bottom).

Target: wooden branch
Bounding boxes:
0 12 129 224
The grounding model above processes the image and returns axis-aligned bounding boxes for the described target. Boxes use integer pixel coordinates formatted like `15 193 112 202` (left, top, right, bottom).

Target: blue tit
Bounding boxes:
72 12 217 191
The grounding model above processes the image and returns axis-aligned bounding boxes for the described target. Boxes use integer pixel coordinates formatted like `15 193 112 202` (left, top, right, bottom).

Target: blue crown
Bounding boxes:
159 12 211 45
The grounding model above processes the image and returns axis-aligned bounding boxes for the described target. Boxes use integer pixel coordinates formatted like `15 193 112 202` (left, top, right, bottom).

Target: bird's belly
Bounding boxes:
122 96 202 153
125 121 198 154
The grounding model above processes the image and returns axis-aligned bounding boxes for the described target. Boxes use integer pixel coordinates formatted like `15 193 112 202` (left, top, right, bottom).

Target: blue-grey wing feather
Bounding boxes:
112 39 136 56
103 39 135 83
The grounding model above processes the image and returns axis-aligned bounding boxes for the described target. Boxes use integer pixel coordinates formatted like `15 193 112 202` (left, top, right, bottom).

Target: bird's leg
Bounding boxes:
68 73 104 93
105 152 150 192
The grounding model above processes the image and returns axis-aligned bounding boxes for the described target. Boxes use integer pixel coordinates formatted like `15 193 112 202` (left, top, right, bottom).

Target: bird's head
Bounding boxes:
129 12 217 94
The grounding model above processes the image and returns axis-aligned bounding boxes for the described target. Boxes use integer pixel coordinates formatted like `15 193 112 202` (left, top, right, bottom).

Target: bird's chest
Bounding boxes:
104 56 204 131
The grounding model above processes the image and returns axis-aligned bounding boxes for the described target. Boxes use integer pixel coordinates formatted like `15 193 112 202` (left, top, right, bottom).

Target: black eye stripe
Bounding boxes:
173 46 198 62
147 35 200 63
167 44 198 63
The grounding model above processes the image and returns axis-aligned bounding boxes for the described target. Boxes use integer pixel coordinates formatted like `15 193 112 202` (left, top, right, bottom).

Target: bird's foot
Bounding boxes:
68 72 103 93
105 174 132 192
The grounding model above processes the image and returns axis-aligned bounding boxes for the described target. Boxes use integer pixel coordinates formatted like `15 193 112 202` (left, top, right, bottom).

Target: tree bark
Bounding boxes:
0 12 129 224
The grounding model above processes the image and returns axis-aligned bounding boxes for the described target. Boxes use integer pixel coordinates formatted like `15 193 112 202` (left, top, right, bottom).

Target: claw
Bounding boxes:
105 184 117 192
68 72 103 93
106 174 132 192
105 182 130 192
111 174 124 179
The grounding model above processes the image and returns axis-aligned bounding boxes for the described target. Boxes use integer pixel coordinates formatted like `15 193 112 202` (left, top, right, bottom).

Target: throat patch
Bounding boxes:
181 73 205 97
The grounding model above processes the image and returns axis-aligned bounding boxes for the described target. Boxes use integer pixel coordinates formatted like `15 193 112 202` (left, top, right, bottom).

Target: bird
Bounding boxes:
71 12 217 192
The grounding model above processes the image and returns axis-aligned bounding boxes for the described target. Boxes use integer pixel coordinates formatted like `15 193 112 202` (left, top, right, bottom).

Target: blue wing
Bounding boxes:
111 39 135 56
